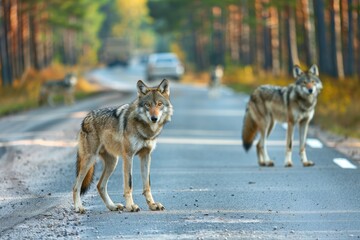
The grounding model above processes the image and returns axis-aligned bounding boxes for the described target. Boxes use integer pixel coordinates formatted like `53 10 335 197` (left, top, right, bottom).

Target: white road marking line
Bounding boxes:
0 136 326 148
333 158 357 169
175 109 244 117
0 139 77 147
186 217 262 224
1 111 88 121
0 138 299 147
158 137 299 146
0 131 71 138
159 138 242 145
306 138 323 148
164 129 240 137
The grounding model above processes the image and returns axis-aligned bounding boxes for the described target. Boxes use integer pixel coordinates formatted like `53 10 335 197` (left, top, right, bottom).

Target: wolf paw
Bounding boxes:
259 161 274 167
303 161 315 167
108 203 124 211
265 161 274 167
75 206 86 214
126 204 140 212
258 161 266 167
284 162 293 167
149 202 165 211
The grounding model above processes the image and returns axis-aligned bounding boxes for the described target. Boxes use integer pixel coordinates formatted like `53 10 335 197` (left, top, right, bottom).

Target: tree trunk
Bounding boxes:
345 0 355 75
29 5 41 70
228 4 240 63
9 0 21 79
211 6 224 66
302 0 317 65
286 5 299 69
357 0 360 76
254 0 263 73
330 0 345 79
240 2 251 65
269 6 280 75
313 0 330 75
21 1 31 71
0 0 13 86
278 8 288 75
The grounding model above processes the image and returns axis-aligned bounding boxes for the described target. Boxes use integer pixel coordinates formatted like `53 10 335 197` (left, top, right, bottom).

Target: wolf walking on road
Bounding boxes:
73 79 173 213
242 64 322 167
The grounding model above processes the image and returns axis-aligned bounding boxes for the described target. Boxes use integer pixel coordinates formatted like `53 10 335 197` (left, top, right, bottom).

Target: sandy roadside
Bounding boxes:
309 125 360 163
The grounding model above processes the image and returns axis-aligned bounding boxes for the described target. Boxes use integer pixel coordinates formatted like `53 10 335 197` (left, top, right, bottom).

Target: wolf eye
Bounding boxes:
144 103 150 108
157 102 163 107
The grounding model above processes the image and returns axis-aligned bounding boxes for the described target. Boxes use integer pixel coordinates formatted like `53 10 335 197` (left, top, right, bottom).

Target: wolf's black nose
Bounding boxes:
151 116 158 123
308 88 313 94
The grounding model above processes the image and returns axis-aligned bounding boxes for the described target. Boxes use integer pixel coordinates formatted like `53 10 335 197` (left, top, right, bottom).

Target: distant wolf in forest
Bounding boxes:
73 79 173 213
39 73 77 106
242 64 322 167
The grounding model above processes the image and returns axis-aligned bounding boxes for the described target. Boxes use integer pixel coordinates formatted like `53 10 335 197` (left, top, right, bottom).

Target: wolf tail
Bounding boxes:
242 107 258 151
76 151 95 195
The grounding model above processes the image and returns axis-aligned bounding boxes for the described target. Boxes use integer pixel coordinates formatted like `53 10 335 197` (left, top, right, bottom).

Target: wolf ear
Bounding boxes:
158 79 170 96
292 65 303 78
308 64 319 76
137 80 149 95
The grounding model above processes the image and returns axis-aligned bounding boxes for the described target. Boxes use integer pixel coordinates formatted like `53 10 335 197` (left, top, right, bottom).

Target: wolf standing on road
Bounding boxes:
242 64 322 167
39 73 77 106
73 79 173 213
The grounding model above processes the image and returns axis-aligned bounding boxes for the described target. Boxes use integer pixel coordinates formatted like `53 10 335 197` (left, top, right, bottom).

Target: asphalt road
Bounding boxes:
0 65 359 239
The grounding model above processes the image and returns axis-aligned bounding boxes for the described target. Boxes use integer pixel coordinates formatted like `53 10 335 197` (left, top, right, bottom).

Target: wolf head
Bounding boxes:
137 79 173 125
65 73 77 86
293 64 322 96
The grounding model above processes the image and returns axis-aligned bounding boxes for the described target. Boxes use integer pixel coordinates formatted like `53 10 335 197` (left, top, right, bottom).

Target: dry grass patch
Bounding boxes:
0 64 100 116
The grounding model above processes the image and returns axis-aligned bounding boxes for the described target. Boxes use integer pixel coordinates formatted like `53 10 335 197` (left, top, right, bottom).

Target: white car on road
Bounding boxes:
146 53 184 81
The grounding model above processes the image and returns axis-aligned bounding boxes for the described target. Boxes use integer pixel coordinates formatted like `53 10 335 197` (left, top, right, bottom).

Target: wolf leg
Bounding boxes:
123 154 140 212
98 149 124 211
73 154 96 213
299 118 314 167
284 121 294 167
47 93 55 107
257 119 274 167
139 150 164 211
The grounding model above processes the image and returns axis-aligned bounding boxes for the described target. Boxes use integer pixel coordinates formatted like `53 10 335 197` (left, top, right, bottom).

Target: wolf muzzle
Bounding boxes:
151 116 158 123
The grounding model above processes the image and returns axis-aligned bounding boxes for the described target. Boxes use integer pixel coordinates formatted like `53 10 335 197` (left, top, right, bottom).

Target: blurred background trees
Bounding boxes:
0 0 107 86
0 0 359 87
148 0 359 78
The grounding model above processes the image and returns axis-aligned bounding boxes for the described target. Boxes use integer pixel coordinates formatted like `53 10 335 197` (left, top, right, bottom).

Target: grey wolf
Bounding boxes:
39 73 77 106
73 79 173 213
242 64 322 167
209 65 223 88
209 65 224 98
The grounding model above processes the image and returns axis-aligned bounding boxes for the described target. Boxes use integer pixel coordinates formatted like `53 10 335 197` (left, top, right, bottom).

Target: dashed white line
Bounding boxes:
0 139 77 147
175 109 244 117
333 158 357 169
306 138 323 148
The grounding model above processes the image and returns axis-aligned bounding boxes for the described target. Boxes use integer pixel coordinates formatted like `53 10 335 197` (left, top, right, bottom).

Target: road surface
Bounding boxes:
0 64 359 239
